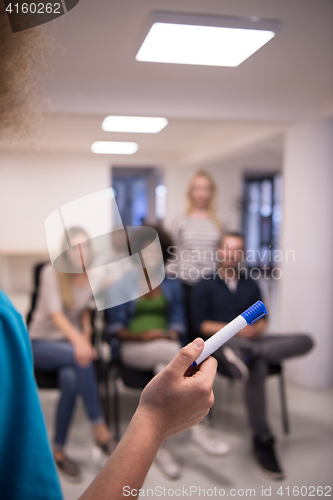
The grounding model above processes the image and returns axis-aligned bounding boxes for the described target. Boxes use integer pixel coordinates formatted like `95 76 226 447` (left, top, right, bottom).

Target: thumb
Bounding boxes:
170 338 205 374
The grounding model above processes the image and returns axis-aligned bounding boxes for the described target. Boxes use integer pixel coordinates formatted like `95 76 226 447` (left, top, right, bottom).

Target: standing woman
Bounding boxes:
169 171 230 456
29 227 116 482
170 171 223 340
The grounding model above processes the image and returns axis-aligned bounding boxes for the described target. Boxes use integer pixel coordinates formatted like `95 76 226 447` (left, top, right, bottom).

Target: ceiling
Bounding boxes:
1 112 285 166
5 0 333 165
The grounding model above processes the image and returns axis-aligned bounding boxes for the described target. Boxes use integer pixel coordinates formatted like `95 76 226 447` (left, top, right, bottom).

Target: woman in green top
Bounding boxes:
107 227 187 376
117 286 183 375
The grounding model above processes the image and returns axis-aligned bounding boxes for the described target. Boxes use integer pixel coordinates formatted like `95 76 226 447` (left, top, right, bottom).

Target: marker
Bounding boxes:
192 300 267 367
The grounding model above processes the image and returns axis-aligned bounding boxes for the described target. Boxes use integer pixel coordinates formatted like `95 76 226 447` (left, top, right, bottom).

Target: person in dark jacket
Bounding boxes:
192 232 314 481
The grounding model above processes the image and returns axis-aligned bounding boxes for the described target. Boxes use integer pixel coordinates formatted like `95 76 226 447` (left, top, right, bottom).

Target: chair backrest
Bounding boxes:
108 330 154 389
34 368 58 389
118 363 154 388
26 262 48 326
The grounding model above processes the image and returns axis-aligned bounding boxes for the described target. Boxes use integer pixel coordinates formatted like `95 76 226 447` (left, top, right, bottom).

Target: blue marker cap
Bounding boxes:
241 300 267 325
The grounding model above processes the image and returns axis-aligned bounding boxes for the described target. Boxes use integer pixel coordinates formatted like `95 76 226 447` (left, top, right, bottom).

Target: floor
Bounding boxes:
39 374 333 500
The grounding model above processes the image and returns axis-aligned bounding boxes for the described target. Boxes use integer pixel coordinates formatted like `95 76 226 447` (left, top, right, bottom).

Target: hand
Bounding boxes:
141 329 166 341
73 336 97 367
136 338 217 441
166 329 179 340
82 329 92 341
238 323 262 339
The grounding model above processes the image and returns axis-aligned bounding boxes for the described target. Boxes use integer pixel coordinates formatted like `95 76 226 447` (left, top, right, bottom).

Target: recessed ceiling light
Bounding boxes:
136 12 279 67
91 141 138 155
102 116 168 133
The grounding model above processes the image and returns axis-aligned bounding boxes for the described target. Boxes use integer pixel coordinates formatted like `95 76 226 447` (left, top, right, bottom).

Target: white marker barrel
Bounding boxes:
194 315 247 365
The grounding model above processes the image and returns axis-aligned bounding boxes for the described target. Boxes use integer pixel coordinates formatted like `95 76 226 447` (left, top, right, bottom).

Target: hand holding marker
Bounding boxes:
192 301 267 367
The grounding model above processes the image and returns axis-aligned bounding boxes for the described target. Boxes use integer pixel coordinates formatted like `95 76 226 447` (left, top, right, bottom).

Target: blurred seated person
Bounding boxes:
106 226 229 479
192 232 314 481
29 227 116 481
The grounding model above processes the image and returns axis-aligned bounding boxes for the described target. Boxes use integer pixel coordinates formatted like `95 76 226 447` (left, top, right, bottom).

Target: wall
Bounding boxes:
0 152 111 252
0 151 111 295
279 119 333 387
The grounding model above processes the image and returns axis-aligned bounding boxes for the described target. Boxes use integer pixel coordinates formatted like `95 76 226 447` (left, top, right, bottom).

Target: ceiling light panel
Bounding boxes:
136 12 279 67
91 141 138 154
102 116 168 133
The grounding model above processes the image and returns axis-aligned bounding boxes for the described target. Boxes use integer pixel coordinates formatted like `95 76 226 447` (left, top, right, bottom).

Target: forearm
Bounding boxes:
51 311 82 344
116 329 171 341
166 328 179 340
79 408 163 500
200 320 228 337
256 319 267 334
80 338 217 499
82 309 92 339
116 328 144 341
237 318 267 339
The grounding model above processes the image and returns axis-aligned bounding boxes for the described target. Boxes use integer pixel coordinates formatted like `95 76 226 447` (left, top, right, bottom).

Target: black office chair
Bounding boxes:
34 367 59 389
217 361 289 435
107 334 154 441
26 262 47 326
268 362 289 434
26 262 58 390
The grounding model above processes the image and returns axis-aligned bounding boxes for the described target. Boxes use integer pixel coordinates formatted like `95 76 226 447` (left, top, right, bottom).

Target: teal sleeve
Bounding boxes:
0 291 63 500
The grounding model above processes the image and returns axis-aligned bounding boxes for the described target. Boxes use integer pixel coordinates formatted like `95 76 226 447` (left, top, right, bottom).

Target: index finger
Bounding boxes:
185 356 217 384
197 356 218 377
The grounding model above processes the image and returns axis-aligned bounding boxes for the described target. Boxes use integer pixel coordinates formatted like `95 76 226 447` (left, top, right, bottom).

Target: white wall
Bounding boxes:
0 152 111 252
279 119 333 387
164 164 194 229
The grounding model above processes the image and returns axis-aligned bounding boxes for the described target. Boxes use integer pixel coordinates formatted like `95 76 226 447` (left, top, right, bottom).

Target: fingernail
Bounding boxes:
193 338 204 349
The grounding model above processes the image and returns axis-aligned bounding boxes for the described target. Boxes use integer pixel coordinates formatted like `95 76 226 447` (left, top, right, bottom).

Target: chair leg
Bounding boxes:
111 365 120 442
104 362 111 427
224 378 235 431
279 370 290 435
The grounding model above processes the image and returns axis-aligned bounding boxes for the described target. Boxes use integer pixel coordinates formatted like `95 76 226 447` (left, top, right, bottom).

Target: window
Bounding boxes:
242 173 282 269
112 167 165 226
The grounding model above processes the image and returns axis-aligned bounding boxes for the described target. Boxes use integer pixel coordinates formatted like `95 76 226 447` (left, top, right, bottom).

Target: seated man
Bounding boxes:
192 232 314 481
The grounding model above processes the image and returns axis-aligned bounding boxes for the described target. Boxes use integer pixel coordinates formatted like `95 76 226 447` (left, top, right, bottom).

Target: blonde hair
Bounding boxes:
56 227 92 309
57 273 74 310
186 170 222 233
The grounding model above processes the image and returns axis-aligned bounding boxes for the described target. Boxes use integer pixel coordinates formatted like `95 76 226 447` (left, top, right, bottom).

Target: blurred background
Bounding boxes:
0 0 332 497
